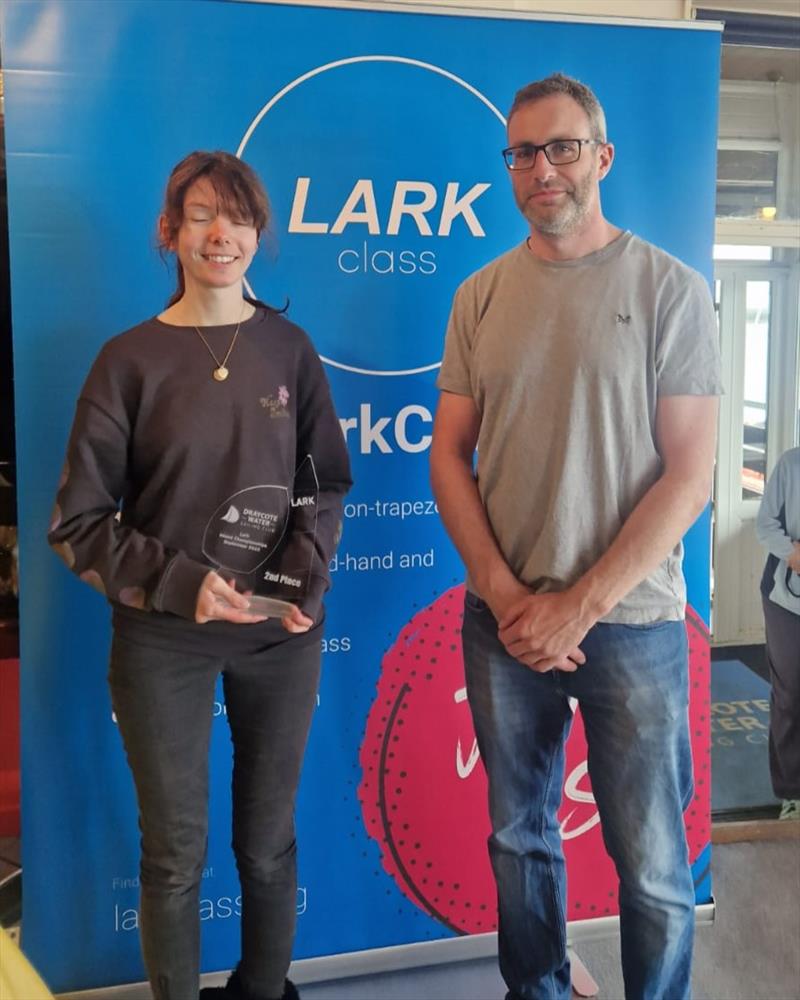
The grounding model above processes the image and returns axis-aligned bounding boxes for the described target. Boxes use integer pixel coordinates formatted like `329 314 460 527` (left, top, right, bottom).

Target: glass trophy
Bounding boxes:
201 455 319 617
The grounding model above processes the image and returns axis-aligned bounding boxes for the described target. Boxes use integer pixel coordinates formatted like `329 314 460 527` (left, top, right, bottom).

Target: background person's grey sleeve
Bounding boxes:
756 454 795 561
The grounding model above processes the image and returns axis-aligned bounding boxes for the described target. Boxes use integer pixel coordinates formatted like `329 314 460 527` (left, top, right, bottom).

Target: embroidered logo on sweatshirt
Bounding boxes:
260 386 290 418
616 313 631 325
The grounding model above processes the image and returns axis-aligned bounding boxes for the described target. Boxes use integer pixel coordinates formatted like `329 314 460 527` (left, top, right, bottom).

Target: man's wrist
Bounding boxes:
568 576 612 625
475 563 514 599
481 568 529 617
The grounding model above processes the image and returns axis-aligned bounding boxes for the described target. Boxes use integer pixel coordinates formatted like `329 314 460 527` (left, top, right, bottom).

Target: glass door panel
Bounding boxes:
741 280 771 500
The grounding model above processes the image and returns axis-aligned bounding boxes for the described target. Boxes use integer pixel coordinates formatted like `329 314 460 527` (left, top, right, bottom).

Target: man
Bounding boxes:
430 73 722 1000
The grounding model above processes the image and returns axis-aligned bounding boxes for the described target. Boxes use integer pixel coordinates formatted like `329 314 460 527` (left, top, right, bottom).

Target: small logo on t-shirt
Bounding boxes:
260 386 290 418
616 313 631 325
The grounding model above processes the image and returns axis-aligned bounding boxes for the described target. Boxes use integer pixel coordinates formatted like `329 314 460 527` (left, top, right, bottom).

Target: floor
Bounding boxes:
710 642 782 821
711 642 770 683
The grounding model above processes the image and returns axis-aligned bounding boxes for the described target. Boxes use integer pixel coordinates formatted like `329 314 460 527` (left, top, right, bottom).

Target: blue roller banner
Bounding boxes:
0 0 721 992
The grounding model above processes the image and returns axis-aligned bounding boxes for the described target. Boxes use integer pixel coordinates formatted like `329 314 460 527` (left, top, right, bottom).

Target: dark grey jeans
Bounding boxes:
109 632 322 1000
762 597 800 799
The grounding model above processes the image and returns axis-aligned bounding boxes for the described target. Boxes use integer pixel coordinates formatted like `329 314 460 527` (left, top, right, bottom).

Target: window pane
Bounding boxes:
717 149 778 220
742 280 770 500
713 244 773 261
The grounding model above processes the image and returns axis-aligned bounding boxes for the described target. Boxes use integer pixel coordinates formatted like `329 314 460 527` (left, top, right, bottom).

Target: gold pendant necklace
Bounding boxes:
192 304 247 382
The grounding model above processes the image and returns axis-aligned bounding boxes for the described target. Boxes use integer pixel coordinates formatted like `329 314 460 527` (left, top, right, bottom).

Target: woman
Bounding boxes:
755 446 800 821
49 151 352 1000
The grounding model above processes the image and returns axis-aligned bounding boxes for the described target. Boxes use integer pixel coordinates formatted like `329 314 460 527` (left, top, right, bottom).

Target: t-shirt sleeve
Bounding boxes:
436 280 476 397
656 268 724 397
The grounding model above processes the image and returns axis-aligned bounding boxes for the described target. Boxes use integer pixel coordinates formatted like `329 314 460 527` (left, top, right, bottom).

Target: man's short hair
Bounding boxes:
508 73 607 142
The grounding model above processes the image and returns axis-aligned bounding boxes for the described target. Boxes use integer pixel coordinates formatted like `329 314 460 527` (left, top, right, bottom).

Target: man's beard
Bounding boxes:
518 170 594 236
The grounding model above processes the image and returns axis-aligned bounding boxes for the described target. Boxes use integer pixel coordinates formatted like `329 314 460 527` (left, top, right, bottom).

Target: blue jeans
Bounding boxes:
462 593 695 1000
109 632 321 1000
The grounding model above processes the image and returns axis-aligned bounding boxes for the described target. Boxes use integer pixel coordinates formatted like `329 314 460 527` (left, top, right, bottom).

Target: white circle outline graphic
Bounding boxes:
237 55 507 377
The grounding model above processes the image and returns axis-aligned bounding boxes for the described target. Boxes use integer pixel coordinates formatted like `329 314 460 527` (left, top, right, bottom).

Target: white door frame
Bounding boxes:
712 261 796 645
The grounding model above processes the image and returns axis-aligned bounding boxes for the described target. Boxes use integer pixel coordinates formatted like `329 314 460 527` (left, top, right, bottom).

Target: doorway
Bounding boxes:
712 249 799 646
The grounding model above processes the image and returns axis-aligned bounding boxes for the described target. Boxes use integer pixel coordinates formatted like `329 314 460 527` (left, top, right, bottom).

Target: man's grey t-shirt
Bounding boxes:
437 232 723 624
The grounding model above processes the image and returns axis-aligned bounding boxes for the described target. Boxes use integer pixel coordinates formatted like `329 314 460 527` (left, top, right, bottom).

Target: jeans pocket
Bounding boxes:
464 590 489 613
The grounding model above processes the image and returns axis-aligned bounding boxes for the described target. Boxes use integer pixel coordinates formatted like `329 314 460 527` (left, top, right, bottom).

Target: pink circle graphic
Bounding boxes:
358 586 711 933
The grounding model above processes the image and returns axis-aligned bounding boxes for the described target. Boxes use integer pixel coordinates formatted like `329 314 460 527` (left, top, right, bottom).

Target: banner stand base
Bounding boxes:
56 901 715 999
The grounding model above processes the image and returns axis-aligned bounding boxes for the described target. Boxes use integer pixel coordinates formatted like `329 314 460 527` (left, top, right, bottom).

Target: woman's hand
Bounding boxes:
195 572 268 624
281 605 314 634
195 573 314 632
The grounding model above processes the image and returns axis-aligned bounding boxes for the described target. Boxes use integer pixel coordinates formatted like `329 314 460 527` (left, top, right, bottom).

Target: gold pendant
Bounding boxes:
213 366 229 382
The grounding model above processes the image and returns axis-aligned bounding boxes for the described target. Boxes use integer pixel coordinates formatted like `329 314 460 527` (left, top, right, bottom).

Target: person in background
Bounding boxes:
49 151 352 1000
431 73 721 1000
756 445 800 821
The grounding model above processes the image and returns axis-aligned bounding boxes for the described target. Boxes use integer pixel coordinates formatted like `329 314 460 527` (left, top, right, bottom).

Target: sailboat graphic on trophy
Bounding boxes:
201 454 319 616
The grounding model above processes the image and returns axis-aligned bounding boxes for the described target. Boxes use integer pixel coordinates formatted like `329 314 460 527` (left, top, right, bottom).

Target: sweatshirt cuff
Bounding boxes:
299 573 330 624
153 552 212 620
757 528 795 561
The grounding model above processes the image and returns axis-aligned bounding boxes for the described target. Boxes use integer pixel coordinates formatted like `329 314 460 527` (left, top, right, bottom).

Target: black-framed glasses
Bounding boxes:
501 139 603 171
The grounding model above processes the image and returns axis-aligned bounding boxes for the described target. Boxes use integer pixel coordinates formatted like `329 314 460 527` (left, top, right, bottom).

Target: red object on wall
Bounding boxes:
358 585 711 934
0 657 21 837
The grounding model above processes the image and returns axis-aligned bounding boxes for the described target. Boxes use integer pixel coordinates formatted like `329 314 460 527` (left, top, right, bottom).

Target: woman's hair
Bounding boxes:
158 150 271 306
